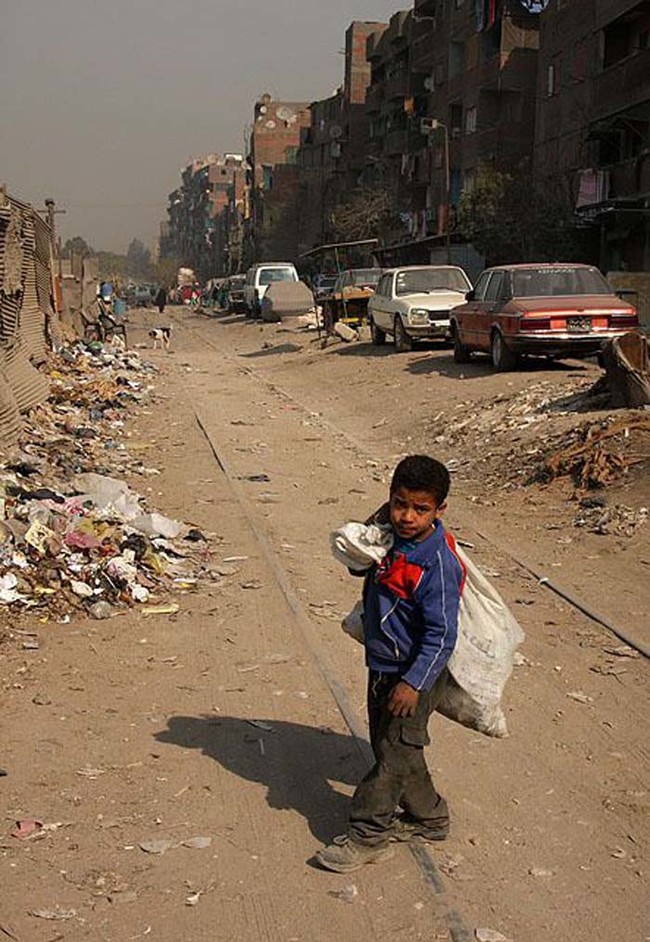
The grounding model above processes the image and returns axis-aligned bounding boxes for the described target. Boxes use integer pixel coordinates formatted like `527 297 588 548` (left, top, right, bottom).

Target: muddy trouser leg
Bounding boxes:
348 670 449 847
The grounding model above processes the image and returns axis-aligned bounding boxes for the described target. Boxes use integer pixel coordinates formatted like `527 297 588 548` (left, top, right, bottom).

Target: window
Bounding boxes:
546 63 557 96
473 271 492 300
512 266 612 298
449 42 465 78
262 165 273 189
484 271 504 301
465 106 477 134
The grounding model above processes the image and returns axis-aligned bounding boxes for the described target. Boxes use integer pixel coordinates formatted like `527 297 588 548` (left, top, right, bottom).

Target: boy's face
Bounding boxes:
389 486 444 542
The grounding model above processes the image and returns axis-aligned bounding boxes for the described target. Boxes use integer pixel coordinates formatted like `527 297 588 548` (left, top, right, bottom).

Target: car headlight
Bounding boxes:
409 308 430 322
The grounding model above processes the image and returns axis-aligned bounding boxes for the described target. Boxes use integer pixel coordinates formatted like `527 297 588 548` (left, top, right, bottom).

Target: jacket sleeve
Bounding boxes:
401 548 460 692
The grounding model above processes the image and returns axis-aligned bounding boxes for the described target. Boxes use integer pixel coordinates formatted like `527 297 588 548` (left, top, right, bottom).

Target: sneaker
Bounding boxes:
390 814 449 844
315 835 395 873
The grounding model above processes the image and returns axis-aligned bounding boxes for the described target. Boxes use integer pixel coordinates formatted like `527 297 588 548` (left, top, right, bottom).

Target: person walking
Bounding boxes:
155 285 167 315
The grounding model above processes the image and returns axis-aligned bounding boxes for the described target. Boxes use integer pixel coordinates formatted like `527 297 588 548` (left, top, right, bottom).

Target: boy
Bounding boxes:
317 455 465 873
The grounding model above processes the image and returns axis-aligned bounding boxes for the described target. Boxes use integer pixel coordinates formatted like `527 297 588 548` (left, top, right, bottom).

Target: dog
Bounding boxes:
149 327 172 351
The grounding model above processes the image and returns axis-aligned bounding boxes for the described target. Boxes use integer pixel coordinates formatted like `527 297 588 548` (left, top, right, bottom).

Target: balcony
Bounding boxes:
411 30 435 74
365 82 384 114
592 49 650 120
385 73 409 101
385 130 408 156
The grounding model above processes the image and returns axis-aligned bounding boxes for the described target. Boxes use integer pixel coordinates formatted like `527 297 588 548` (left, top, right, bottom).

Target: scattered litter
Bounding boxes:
182 836 212 849
475 930 512 942
185 891 202 907
139 839 173 855
611 848 627 859
0 342 208 624
566 691 594 704
141 604 180 617
240 580 263 590
528 867 554 877
30 908 77 922
328 884 358 903
76 766 107 778
11 818 44 840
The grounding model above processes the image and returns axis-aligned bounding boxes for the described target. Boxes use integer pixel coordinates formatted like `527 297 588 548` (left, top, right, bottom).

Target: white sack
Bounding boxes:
330 522 393 572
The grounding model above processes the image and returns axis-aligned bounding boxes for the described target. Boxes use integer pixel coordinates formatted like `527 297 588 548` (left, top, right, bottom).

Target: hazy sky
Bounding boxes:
3 0 401 253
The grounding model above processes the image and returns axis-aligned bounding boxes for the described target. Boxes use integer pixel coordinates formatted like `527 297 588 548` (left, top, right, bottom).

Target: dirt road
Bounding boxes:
2 308 647 942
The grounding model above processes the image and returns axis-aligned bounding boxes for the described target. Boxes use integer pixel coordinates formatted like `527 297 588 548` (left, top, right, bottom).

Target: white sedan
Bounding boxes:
368 266 472 352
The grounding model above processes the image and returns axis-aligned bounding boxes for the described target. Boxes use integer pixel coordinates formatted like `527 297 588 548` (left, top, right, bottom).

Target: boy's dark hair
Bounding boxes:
390 455 450 505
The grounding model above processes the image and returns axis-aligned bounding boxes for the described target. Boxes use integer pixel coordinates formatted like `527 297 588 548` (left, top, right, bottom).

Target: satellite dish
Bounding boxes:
266 120 276 129
518 0 550 9
329 124 343 139
259 105 267 114
276 105 296 123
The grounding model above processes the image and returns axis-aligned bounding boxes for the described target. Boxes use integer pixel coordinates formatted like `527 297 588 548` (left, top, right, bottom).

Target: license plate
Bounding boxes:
567 316 592 333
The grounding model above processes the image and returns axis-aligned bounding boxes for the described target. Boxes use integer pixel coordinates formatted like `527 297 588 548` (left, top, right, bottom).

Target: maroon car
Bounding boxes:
450 264 638 371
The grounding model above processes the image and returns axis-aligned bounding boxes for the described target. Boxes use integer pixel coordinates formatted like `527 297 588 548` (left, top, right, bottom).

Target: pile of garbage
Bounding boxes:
0 341 208 620
540 415 650 491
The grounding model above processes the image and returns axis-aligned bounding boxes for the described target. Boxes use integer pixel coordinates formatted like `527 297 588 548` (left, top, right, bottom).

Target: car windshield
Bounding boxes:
511 267 612 298
259 268 296 285
318 277 336 288
350 269 382 286
395 269 469 296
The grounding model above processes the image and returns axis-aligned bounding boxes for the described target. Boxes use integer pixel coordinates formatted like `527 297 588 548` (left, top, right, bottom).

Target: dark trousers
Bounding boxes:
348 670 449 847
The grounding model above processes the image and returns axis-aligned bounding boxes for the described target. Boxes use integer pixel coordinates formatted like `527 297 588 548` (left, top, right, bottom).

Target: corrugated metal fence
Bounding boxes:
0 188 60 444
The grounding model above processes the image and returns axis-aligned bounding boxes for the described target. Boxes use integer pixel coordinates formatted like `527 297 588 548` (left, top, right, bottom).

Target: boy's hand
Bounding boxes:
388 681 419 717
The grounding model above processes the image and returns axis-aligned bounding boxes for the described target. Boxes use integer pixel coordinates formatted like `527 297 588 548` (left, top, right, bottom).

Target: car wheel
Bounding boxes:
452 323 472 363
393 316 412 353
370 317 386 346
491 330 520 371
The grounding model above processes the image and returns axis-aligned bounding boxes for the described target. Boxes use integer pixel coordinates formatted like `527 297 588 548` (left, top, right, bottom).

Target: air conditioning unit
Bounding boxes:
420 117 438 133
423 76 434 92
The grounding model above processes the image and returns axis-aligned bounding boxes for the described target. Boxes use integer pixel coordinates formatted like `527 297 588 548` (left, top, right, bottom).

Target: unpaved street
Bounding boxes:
2 308 648 942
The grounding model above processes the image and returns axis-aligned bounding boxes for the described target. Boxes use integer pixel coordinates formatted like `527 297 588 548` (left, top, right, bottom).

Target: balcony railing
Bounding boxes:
411 31 435 74
384 73 410 101
592 50 650 120
384 130 408 156
365 83 384 114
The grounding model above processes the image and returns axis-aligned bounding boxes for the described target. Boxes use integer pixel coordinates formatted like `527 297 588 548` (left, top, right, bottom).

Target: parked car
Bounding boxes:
243 263 299 318
322 268 382 329
368 265 472 352
311 273 337 304
450 263 639 371
226 274 247 313
134 284 153 308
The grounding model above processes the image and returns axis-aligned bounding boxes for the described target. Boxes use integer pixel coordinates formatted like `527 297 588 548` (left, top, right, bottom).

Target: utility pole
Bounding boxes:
39 199 67 276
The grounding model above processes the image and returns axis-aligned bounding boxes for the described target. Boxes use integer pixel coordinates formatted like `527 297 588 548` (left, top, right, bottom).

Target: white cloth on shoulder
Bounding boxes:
329 521 394 572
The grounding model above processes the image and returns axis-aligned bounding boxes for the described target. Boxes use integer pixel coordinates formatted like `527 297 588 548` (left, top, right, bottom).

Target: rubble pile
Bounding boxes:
425 375 649 499
541 415 650 491
0 341 208 620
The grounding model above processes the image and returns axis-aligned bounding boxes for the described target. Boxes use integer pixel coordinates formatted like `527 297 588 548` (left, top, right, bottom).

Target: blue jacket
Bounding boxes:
362 522 464 691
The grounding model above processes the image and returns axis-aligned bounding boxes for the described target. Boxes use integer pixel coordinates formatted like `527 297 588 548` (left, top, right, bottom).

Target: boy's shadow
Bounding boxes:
155 716 368 842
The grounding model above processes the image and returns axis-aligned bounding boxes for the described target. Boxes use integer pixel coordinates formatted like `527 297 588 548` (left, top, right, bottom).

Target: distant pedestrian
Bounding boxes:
155 285 168 314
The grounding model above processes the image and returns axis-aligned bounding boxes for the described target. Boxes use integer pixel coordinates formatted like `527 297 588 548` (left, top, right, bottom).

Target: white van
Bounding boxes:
243 263 299 318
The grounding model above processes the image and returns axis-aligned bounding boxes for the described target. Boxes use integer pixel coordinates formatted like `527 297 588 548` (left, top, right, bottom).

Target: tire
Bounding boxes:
491 330 520 371
393 316 412 353
370 317 386 346
452 323 472 363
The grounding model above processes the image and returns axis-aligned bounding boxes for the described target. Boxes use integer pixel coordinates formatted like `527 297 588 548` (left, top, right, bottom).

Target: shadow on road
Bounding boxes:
155 715 366 842
405 351 592 378
240 343 303 358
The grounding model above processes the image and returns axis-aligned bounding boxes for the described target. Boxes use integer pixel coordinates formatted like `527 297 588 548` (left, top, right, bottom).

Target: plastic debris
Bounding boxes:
247 720 274 732
328 884 358 904
11 818 44 840
475 930 512 942
31 908 77 921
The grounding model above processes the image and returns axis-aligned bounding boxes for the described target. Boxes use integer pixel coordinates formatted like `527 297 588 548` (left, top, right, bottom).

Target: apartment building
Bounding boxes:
378 0 541 268
297 20 387 252
246 96 311 262
535 0 650 270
